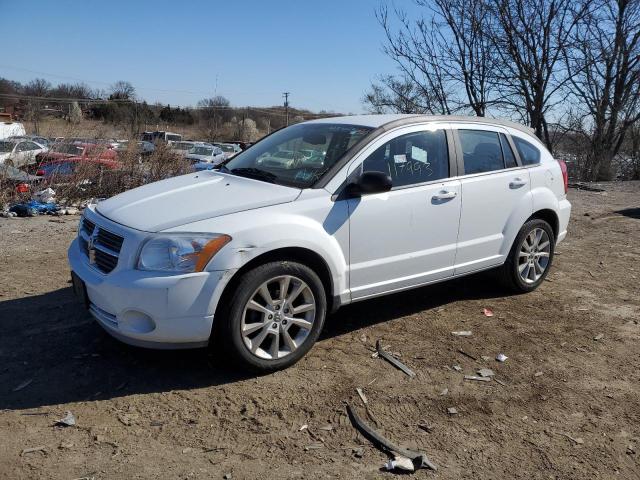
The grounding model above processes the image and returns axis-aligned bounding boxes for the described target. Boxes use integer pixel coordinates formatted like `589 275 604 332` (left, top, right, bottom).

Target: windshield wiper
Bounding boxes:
227 167 277 184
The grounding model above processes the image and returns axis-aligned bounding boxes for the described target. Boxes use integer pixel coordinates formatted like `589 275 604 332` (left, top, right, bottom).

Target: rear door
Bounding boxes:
346 124 462 299
453 125 533 274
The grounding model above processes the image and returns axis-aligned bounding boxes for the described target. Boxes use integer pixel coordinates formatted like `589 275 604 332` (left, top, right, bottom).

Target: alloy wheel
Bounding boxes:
240 275 316 360
518 227 551 284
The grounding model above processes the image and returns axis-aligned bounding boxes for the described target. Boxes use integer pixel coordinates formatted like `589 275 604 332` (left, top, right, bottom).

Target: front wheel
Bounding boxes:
499 219 555 293
220 261 327 372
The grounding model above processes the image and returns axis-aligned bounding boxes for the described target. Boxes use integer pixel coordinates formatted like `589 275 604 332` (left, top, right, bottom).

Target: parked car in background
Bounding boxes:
0 138 48 167
170 141 208 157
37 157 121 181
0 163 43 192
214 142 242 159
0 121 26 139
141 131 182 144
36 142 118 164
8 135 51 148
185 145 225 165
115 140 155 157
69 115 571 372
192 161 217 172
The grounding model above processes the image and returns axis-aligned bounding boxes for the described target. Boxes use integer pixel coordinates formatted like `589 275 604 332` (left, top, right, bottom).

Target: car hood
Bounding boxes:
96 171 301 232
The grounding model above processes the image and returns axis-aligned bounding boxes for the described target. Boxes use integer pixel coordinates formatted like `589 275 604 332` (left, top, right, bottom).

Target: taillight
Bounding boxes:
557 159 568 194
16 183 29 193
36 170 45 176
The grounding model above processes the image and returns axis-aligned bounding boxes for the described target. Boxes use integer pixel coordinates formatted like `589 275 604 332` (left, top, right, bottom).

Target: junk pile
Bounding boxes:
1 188 81 218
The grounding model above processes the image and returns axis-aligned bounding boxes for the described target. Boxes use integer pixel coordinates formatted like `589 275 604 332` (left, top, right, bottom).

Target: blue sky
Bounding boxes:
1 0 414 113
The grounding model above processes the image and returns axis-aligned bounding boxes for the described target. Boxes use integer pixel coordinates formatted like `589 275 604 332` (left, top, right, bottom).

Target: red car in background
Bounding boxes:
35 142 118 164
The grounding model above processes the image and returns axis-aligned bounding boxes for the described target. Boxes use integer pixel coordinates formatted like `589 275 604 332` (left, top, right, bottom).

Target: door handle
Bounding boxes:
432 190 458 201
509 177 527 188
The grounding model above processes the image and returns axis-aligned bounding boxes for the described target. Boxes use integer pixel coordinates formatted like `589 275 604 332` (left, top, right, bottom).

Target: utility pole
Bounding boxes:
283 92 290 126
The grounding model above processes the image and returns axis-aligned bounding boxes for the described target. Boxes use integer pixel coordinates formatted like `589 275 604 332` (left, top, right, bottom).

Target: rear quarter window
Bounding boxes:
513 137 541 166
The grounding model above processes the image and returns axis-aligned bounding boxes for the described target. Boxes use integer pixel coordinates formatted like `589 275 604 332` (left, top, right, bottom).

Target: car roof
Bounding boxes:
305 114 539 143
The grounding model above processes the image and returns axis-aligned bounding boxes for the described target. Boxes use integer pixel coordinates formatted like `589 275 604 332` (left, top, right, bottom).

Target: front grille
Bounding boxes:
97 229 124 252
79 215 124 274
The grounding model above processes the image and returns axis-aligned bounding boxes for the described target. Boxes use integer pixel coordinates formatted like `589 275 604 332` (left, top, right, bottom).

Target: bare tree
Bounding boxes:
23 78 51 133
109 81 136 101
488 0 587 151
197 95 231 141
364 0 496 115
564 0 640 180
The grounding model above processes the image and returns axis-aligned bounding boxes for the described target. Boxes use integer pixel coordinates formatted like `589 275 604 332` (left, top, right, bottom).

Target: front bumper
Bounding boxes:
68 231 232 350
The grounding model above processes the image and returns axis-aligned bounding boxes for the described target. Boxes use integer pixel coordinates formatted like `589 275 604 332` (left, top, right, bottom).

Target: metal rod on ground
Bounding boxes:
346 404 437 471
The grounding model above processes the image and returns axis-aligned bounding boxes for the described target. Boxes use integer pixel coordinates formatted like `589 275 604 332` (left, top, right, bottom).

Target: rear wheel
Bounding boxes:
220 261 326 372
499 219 555 293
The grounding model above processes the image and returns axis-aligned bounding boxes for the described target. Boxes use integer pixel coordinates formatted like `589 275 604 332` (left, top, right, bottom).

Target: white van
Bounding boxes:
0 121 26 140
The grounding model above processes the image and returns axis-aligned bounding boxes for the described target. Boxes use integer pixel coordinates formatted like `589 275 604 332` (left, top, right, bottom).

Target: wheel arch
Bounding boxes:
212 247 337 335
528 208 559 239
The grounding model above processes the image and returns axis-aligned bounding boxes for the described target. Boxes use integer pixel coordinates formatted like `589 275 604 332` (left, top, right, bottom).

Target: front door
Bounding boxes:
346 126 462 300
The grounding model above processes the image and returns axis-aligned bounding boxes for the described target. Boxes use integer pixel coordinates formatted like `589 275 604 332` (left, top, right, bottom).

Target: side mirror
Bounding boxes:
347 171 392 196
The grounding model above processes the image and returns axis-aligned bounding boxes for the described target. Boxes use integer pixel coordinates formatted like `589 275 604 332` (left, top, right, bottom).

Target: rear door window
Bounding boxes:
362 129 449 188
458 130 506 174
512 137 541 166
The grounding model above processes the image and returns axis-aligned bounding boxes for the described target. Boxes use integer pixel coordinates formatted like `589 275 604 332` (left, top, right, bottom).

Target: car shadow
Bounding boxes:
0 271 507 411
615 207 640 219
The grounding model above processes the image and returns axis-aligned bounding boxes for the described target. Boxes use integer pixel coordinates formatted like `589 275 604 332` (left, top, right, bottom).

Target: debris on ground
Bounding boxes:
477 368 495 377
452 330 472 336
483 308 494 317
34 188 56 203
20 446 46 456
375 340 416 377
356 388 367 405
299 424 308 431
440 388 448 396
594 333 604 341
458 349 478 361
352 447 364 458
305 442 324 451
568 182 605 192
55 411 76 427
453 365 463 372
534 371 544 377
384 455 415 472
559 433 584 445
346 404 437 471
417 423 433 433
496 353 508 362
447 407 458 415
12 379 33 392
464 375 491 382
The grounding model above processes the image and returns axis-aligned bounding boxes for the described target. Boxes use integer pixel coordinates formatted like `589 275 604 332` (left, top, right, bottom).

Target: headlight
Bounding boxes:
137 234 231 273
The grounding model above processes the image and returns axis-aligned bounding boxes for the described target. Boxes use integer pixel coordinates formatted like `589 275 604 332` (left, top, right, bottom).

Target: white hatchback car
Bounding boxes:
69 115 571 371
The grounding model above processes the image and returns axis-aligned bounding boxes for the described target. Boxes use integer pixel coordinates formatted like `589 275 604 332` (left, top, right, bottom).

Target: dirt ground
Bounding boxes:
1 183 639 480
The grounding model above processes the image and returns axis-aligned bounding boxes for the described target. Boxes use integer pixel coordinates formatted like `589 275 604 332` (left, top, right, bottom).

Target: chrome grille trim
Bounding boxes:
79 215 124 274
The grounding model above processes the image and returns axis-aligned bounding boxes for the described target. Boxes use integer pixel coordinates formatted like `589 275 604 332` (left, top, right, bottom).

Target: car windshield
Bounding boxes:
52 144 84 155
167 134 181 142
219 144 235 152
190 146 213 156
223 123 372 188
0 141 16 153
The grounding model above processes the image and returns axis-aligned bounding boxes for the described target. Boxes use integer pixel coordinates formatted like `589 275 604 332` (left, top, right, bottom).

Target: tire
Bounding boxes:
219 261 327 372
499 219 555 293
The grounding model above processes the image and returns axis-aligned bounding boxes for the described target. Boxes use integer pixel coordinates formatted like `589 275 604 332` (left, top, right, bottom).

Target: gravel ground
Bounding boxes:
1 182 639 479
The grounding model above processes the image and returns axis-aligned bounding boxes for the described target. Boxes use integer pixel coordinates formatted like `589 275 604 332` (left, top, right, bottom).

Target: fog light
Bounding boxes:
119 310 156 334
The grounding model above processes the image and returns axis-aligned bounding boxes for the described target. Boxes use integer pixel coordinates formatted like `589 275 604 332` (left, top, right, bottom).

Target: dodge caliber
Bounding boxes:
68 115 571 371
